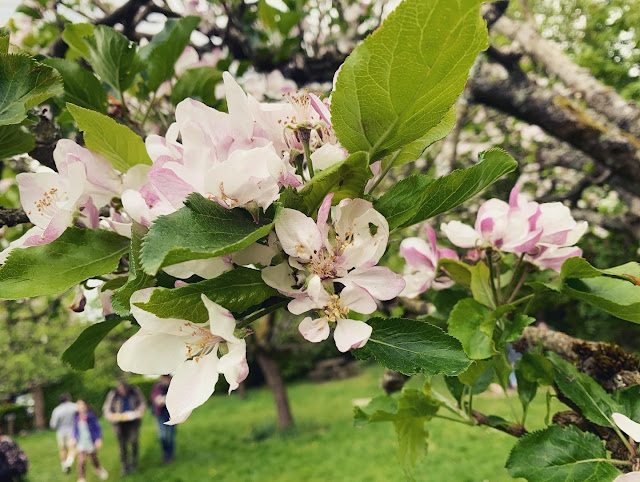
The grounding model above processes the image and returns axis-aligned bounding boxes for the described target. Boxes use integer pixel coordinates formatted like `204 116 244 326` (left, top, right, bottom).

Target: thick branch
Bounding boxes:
472 61 640 196
494 16 640 140
0 208 29 228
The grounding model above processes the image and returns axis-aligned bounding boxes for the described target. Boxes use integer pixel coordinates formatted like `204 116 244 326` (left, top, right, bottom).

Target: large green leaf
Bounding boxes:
42 58 108 113
374 148 517 230
0 124 35 159
447 298 496 360
61 317 124 371
171 67 223 106
0 54 63 126
67 103 152 171
297 151 371 215
354 388 441 474
140 194 282 275
135 267 279 322
506 425 620 482
561 258 640 323
0 27 10 54
139 16 200 92
0 228 129 299
331 0 487 161
111 222 155 315
85 25 141 93
353 317 470 375
61 23 94 58
547 352 622 428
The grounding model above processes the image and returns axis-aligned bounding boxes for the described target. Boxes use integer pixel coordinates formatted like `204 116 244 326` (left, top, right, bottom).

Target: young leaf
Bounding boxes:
353 317 471 376
111 222 155 315
447 298 497 359
0 124 35 159
0 228 129 299
135 267 279 322
517 352 554 386
438 258 471 287
140 194 282 275
138 16 200 92
515 359 538 415
469 261 495 308
0 27 10 54
171 67 223 106
42 58 108 113
374 148 517 230
561 259 640 323
506 425 621 482
67 103 152 171
61 316 124 371
547 352 622 427
85 25 141 93
331 0 487 161
298 151 370 215
0 54 63 126
61 22 94 58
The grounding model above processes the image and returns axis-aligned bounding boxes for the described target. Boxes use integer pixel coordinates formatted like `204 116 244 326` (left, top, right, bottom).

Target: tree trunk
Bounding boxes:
256 351 294 431
32 385 46 430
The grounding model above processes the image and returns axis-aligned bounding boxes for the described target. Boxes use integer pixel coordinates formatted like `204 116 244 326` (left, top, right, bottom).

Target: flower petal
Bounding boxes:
275 208 323 260
612 412 640 442
298 316 330 343
334 318 372 352
117 330 189 375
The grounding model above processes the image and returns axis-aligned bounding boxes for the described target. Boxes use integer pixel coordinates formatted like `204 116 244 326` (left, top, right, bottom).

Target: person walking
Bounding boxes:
72 399 108 482
102 381 146 476
50 394 77 474
150 375 176 463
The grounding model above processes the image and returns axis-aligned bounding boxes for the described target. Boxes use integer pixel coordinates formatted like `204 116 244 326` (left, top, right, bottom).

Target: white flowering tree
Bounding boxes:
1 0 640 480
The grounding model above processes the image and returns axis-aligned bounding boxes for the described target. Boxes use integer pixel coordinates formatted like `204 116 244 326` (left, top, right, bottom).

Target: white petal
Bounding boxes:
201 294 238 343
333 318 372 352
612 413 640 442
130 288 187 335
298 316 330 343
163 257 231 279
337 266 405 301
310 143 346 171
340 284 377 314
262 262 301 297
440 221 480 249
117 330 189 375
165 352 220 424
217 340 248 392
275 208 323 260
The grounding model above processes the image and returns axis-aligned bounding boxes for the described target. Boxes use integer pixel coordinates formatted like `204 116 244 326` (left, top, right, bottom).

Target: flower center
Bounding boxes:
29 187 67 218
309 248 338 279
179 322 225 361
323 294 350 322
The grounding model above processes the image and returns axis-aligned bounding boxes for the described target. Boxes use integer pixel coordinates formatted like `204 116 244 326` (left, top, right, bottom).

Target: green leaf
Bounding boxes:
517 352 554 386
385 106 457 169
612 386 640 421
374 148 517 230
331 0 487 161
438 258 471 287
504 313 536 343
0 54 63 126
135 267 278 322
506 425 620 482
353 317 471 376
42 58 108 113
547 352 622 427
515 359 538 414
298 152 371 215
0 124 35 159
61 23 94 58
355 388 441 474
111 222 155 315
67 103 152 171
457 359 493 390
85 25 141 93
561 259 640 323
447 298 497 359
171 67 223 106
140 194 282 275
0 228 129 299
61 317 124 370
0 27 10 54
469 261 495 309
139 16 200 92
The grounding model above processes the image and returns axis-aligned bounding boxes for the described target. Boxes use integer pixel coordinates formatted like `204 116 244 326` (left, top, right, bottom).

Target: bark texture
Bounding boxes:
256 351 294 431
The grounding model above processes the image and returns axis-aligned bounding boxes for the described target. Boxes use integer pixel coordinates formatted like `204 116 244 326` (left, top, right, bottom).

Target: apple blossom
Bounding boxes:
118 289 248 424
400 225 459 298
293 275 375 352
612 412 640 443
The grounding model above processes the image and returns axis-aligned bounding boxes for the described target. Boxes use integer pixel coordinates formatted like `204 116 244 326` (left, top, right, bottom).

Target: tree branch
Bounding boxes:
0 208 29 228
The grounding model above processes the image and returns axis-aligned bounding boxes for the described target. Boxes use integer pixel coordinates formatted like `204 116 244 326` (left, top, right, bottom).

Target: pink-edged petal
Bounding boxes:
308 93 331 125
317 193 334 230
117 330 189 375
337 265 405 301
148 168 195 209
201 294 238 342
165 352 220 424
400 237 434 270
333 318 372 352
217 341 248 393
401 271 436 298
440 221 480 249
275 208 323 260
24 208 74 246
298 316 330 343
340 284 377 314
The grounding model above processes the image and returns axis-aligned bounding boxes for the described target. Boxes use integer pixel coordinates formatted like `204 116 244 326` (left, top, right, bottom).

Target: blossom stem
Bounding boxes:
486 249 500 307
504 253 526 302
141 90 158 130
236 299 289 329
433 414 473 425
299 129 315 178
365 150 401 195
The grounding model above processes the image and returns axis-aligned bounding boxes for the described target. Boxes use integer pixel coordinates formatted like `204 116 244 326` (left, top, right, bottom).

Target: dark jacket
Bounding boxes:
150 382 169 418
102 386 146 423
72 412 102 443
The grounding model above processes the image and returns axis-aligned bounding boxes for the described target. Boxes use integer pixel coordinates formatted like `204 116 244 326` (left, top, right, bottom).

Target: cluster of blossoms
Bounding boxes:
398 185 588 299
261 193 405 352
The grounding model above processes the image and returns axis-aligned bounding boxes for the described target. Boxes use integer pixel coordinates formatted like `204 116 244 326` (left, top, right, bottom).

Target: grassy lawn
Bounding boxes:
17 365 564 482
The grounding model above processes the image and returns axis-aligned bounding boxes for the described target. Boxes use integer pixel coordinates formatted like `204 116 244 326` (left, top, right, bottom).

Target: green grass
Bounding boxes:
17 365 564 482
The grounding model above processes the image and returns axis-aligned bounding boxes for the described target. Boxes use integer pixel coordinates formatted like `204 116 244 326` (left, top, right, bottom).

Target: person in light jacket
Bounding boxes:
71 399 108 482
102 381 146 475
50 393 77 473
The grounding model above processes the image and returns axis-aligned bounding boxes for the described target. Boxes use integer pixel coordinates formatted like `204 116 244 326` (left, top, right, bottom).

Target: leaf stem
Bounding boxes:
433 414 473 425
300 129 315 178
141 90 158 130
236 299 288 329
365 150 401 195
